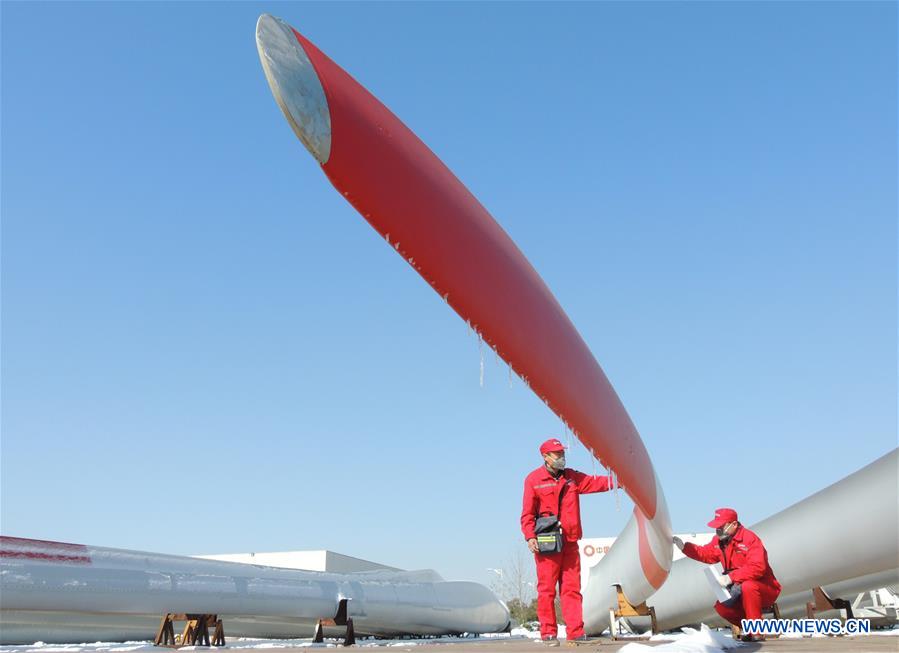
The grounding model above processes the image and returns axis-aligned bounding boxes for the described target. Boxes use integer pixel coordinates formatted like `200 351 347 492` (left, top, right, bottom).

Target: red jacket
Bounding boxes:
682 525 781 591
521 466 612 543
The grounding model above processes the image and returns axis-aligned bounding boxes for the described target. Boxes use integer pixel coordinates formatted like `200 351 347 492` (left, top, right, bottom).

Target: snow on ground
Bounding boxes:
2 624 896 653
354 634 529 648
618 625 742 653
508 629 540 641
0 633 530 653
0 644 159 653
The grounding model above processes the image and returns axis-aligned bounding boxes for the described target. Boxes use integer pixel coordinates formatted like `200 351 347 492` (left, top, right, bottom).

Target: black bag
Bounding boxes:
535 516 563 553
534 481 567 554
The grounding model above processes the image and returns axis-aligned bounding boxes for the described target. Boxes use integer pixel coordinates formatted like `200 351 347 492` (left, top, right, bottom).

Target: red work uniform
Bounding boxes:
682 525 782 627
521 466 612 639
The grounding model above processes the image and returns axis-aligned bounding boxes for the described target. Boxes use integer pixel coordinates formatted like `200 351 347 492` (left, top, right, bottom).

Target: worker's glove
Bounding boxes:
672 536 685 551
717 573 732 588
527 538 539 554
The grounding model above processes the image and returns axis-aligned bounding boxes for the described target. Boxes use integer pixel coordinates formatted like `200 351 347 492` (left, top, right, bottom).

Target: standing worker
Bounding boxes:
520 438 614 646
673 508 781 642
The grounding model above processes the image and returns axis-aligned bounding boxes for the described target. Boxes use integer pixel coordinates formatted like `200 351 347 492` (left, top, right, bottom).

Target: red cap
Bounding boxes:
539 438 565 455
707 508 738 528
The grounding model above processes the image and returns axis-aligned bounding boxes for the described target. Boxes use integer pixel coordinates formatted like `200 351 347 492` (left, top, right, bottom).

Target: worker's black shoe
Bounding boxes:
565 635 594 646
542 637 560 647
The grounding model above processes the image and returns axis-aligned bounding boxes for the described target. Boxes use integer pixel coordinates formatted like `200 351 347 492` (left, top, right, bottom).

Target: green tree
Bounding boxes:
505 598 538 624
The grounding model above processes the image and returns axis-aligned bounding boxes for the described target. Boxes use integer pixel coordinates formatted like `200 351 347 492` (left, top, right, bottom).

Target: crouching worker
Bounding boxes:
521 438 614 646
673 508 781 642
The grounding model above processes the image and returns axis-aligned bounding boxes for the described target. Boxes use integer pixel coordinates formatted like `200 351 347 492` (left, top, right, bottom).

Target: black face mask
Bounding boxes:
717 525 734 542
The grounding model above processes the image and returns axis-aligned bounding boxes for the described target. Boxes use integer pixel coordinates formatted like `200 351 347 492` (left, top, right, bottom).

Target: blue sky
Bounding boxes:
2 2 895 586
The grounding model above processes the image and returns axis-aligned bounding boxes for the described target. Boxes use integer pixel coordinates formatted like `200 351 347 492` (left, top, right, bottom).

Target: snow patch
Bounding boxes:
618 625 742 653
0 633 533 653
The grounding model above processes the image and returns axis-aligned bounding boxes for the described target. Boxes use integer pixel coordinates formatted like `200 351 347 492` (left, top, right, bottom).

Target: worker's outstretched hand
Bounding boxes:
672 536 685 551
527 538 539 554
717 573 732 588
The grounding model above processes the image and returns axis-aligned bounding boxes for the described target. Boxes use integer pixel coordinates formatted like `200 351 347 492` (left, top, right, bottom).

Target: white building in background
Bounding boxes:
195 550 400 573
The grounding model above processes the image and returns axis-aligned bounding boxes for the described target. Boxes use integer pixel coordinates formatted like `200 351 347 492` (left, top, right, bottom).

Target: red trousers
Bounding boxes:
714 580 781 627
534 542 584 639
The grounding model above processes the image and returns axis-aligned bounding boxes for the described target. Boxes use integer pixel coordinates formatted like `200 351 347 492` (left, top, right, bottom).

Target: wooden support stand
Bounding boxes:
730 603 780 640
154 614 225 648
312 598 356 646
806 586 854 620
608 584 657 640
